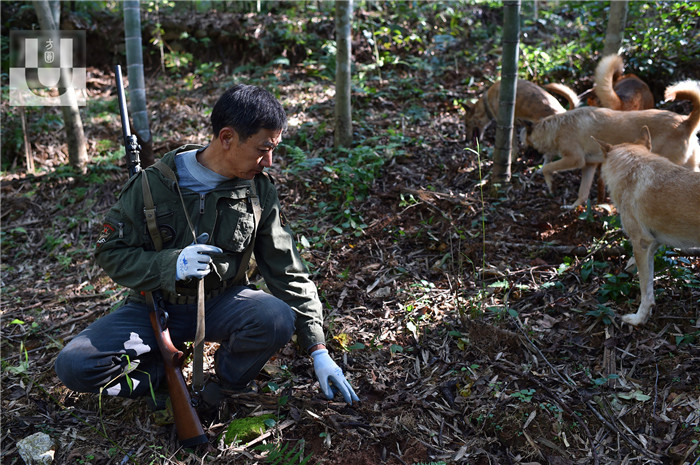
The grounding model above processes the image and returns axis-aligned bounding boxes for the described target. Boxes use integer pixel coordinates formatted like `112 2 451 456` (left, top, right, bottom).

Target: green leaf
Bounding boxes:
263 418 277 428
389 344 404 353
618 391 651 402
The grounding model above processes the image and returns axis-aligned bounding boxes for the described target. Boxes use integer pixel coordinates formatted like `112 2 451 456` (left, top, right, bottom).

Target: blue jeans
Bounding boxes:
55 286 296 398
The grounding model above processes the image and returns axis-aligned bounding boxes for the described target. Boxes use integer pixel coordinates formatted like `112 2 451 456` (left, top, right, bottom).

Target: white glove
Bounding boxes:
311 348 359 404
176 233 222 280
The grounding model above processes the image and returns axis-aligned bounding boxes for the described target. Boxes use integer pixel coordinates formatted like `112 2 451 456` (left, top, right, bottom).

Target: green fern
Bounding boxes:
254 441 315 465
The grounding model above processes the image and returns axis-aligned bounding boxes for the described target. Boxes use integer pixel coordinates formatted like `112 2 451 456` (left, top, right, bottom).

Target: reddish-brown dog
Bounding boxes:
582 54 655 111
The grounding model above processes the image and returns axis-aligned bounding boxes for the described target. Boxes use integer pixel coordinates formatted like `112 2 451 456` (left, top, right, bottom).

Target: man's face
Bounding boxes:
221 128 282 179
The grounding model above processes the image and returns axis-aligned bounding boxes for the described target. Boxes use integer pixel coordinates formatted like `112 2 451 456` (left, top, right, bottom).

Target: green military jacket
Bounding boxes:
95 145 325 351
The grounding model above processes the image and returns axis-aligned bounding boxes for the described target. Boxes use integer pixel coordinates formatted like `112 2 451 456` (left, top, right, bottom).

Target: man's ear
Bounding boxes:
219 127 237 149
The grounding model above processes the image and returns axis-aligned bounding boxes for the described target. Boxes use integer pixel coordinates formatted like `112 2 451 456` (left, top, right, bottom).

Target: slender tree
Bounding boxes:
603 0 628 57
492 0 521 183
123 0 154 167
334 0 353 149
33 0 88 174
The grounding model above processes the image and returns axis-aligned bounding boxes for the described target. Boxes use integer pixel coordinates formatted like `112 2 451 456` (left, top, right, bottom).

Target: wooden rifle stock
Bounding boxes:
148 292 208 447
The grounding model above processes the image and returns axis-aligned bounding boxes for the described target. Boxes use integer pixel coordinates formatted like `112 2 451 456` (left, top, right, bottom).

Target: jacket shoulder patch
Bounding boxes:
96 223 116 248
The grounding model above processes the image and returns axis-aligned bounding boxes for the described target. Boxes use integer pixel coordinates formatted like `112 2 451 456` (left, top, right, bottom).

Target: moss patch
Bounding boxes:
221 414 277 445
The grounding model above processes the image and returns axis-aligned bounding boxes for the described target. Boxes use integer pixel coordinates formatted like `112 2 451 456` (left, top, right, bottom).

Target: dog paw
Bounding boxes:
621 313 646 326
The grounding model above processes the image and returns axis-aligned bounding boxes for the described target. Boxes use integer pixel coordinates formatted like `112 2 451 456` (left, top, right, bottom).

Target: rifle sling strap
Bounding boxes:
141 174 162 252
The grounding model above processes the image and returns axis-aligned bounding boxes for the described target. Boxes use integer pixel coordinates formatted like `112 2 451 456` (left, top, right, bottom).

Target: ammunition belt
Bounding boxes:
163 277 240 305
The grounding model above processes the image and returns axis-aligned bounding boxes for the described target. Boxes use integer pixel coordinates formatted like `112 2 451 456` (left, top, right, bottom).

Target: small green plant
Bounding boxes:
580 258 608 282
586 305 615 325
511 388 536 403
146 445 168 465
598 272 633 302
4 341 30 375
675 330 699 347
77 454 95 464
164 49 193 71
591 374 619 387
319 145 385 234
657 248 700 287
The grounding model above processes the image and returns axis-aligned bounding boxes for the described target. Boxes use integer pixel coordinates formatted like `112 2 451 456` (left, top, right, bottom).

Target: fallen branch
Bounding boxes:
485 240 700 258
397 187 473 205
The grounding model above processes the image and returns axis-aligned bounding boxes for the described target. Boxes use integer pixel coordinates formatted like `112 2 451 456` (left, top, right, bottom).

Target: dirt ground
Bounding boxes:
2 7 700 465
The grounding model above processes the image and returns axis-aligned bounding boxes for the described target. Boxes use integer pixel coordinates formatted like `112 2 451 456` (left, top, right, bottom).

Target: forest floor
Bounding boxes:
2 10 700 465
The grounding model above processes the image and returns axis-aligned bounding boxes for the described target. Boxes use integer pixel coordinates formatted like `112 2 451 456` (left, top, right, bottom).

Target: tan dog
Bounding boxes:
526 80 700 209
581 54 655 111
595 128 700 325
464 79 579 142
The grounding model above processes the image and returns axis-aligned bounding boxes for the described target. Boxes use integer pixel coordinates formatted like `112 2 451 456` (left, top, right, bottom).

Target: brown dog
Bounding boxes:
581 54 655 111
464 79 579 142
595 128 700 325
526 80 700 209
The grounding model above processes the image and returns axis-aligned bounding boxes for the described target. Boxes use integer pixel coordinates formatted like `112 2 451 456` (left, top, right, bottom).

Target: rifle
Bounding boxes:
115 64 207 448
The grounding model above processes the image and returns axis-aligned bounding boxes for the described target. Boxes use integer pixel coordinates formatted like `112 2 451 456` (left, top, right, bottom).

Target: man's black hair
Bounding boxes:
211 84 287 140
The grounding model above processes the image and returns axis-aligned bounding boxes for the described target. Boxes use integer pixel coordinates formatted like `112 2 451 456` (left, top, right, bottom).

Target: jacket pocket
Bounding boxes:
215 200 255 253
141 209 177 250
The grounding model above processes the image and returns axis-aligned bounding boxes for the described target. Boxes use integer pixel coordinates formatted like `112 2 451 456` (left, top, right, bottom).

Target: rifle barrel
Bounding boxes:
115 65 131 140
115 64 141 177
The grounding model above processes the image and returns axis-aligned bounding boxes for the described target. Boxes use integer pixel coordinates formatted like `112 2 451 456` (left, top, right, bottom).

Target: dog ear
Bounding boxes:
591 136 612 155
638 126 652 150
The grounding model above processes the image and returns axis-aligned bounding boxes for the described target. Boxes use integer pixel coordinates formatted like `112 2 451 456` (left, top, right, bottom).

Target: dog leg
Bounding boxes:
541 149 586 200
565 163 598 209
621 237 659 326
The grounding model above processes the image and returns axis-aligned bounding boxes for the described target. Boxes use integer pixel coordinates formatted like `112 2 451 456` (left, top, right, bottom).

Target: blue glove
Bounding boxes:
311 348 359 404
176 233 222 281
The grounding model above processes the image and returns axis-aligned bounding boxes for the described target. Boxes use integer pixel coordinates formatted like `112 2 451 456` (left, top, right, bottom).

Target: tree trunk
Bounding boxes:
334 0 353 149
33 0 88 174
123 0 154 167
603 0 628 57
48 0 59 25
492 0 520 184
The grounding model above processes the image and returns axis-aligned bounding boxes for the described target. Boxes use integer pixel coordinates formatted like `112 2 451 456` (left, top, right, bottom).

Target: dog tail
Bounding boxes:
543 83 580 109
665 80 700 136
594 54 624 110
